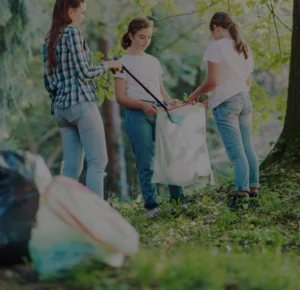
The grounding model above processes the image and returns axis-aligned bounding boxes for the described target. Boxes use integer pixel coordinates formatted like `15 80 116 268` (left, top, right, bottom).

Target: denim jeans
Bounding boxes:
124 108 184 209
54 101 108 197
212 92 259 191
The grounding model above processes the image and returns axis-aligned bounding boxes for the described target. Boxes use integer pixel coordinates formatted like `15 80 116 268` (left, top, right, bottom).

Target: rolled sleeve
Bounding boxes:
68 27 106 81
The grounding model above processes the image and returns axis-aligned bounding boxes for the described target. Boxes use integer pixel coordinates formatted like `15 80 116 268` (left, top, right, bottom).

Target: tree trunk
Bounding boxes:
261 0 300 170
98 32 129 200
103 100 129 199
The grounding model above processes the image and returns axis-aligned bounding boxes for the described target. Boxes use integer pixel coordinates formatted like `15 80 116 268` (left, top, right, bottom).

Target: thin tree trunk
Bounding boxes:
98 27 129 200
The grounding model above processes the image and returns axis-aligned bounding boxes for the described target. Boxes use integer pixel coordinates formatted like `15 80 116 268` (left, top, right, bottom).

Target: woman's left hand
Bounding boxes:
166 99 179 109
188 93 200 104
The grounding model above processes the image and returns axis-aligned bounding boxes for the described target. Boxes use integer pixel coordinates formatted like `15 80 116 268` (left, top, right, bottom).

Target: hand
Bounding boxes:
166 99 179 109
188 93 200 104
202 101 208 109
141 102 157 116
105 60 123 73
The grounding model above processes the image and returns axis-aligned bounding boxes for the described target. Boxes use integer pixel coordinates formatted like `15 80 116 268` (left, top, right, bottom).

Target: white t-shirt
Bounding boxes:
203 38 254 110
114 53 163 102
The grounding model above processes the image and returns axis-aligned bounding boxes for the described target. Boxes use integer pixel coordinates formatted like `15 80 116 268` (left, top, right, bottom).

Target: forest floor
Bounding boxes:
1 168 300 290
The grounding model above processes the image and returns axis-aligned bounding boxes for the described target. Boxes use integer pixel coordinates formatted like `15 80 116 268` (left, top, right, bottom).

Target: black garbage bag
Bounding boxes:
0 150 40 266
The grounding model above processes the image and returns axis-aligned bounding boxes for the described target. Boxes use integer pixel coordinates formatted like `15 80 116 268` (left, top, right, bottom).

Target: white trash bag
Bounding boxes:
29 176 139 280
152 104 214 187
25 151 53 195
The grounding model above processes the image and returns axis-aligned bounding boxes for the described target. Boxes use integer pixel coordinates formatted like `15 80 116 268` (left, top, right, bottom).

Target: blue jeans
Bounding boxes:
212 92 259 191
124 108 185 209
54 101 108 197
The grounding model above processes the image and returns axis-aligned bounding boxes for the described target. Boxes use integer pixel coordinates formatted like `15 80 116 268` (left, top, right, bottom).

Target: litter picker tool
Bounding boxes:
112 61 176 123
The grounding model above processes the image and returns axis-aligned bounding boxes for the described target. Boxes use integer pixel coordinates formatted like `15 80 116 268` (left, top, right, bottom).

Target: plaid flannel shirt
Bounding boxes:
42 26 107 112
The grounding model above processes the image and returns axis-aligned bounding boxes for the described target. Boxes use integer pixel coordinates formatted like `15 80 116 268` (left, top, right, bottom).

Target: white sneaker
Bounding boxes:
147 207 160 219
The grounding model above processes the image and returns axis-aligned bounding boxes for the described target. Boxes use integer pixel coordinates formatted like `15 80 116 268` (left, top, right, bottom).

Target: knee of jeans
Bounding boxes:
228 154 248 164
138 166 153 177
87 155 108 169
63 165 81 178
227 147 247 163
243 145 255 155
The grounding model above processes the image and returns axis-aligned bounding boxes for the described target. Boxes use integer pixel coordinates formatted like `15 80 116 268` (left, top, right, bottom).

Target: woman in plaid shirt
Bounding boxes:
43 0 122 198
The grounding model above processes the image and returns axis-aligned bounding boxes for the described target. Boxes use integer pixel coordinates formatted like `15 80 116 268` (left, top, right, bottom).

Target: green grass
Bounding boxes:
1 170 300 289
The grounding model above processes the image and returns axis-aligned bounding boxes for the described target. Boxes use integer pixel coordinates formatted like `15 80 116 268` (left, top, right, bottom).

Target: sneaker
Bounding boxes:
147 207 160 219
249 192 259 208
171 207 177 216
228 192 249 211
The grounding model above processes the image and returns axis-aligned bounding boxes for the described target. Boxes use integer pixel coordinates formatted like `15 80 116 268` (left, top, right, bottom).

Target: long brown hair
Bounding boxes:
121 17 154 50
46 0 85 71
209 12 248 59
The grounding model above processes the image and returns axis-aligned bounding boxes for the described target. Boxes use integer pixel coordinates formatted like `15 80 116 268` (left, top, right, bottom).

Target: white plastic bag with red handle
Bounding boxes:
29 176 139 280
152 104 214 187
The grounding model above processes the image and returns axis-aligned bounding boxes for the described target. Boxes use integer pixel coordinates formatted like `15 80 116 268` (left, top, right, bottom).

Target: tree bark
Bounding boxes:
261 0 300 170
97 30 128 200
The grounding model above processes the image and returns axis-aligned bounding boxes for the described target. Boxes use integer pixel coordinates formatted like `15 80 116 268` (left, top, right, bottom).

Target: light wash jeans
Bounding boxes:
54 101 108 197
212 92 259 192
124 108 185 210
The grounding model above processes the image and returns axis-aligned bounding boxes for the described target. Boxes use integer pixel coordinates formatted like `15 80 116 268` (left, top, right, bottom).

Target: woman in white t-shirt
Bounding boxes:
114 17 185 219
188 12 259 208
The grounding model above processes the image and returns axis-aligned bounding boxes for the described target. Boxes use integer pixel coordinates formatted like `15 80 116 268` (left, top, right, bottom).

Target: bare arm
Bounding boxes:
188 61 219 103
246 74 251 87
159 76 173 104
114 78 144 109
114 78 157 116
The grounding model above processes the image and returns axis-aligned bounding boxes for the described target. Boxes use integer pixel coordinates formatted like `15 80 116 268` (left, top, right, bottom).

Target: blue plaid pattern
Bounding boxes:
42 26 107 110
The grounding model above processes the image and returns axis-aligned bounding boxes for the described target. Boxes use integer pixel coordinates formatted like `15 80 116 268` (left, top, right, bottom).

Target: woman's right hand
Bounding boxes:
202 101 208 109
141 102 157 116
188 92 200 104
105 60 123 72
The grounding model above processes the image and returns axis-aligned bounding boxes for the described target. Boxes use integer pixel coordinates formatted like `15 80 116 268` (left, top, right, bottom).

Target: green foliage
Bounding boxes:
0 0 293 173
131 0 158 14
0 0 28 104
64 250 300 289
0 0 50 151
67 171 300 289
92 51 116 104
250 82 277 132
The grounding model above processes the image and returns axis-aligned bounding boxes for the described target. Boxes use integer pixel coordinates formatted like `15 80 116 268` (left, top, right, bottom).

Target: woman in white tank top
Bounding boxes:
188 12 259 209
